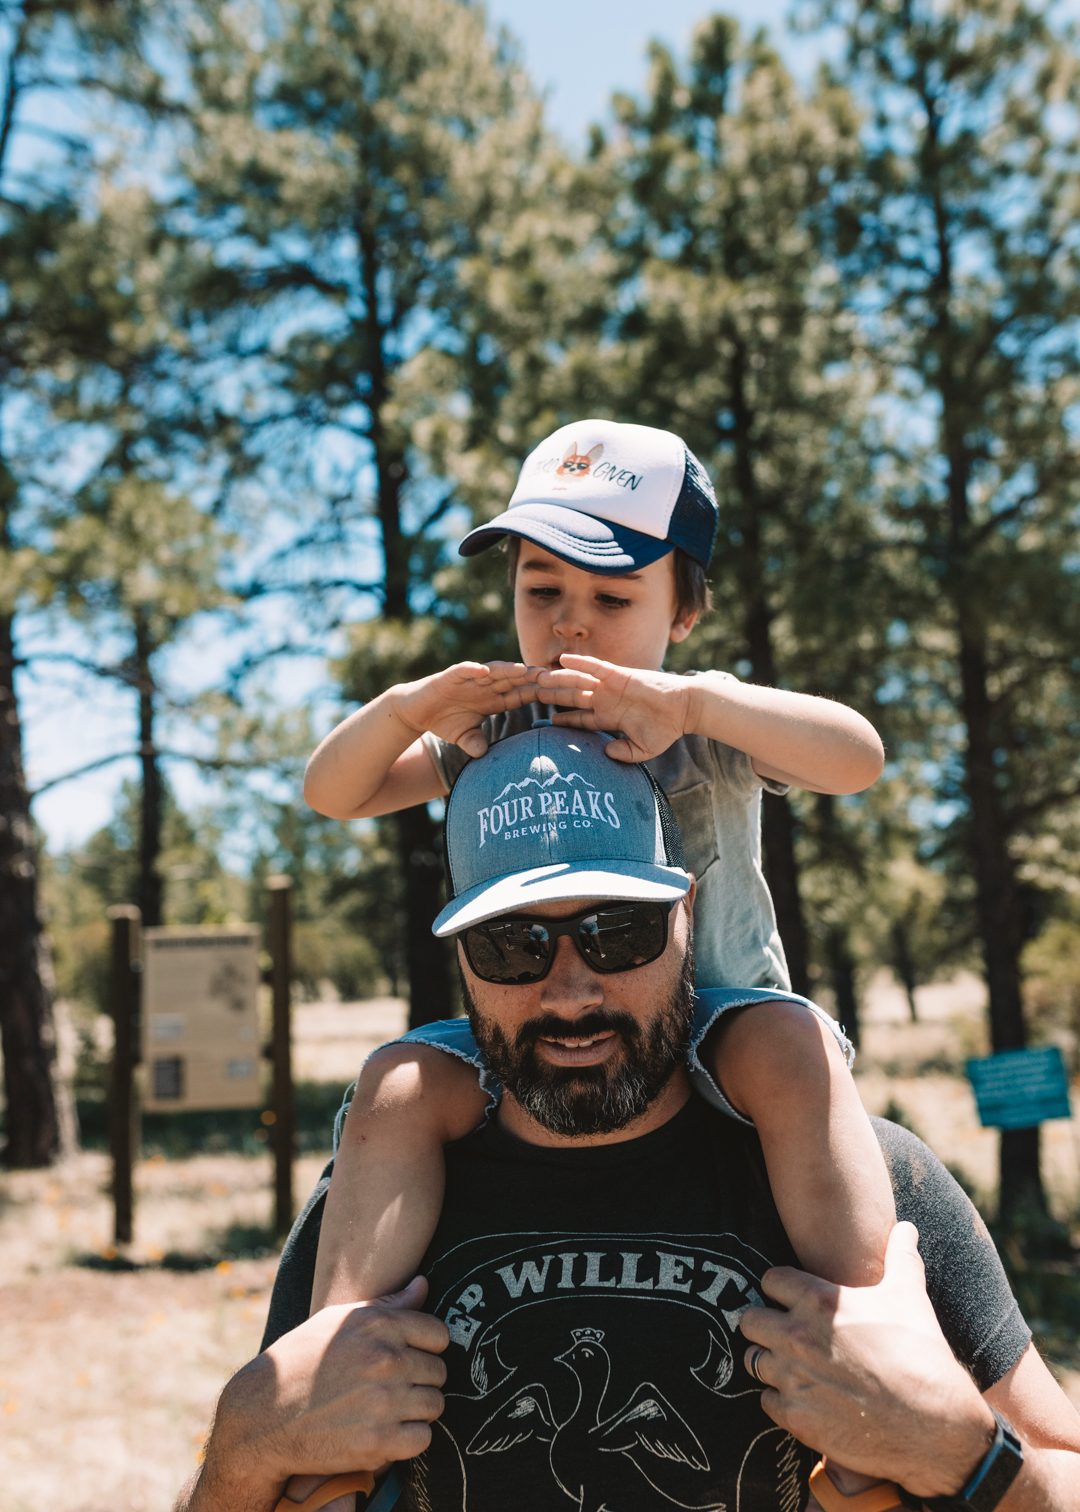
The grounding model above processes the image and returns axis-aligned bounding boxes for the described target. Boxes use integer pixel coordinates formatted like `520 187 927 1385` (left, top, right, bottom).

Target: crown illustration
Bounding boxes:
571 1327 605 1345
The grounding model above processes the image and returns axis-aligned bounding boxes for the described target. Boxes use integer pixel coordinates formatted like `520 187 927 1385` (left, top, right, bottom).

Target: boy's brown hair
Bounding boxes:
505 535 712 622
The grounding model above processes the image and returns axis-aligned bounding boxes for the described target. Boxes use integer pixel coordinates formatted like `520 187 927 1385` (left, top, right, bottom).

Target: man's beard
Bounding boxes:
461 940 696 1138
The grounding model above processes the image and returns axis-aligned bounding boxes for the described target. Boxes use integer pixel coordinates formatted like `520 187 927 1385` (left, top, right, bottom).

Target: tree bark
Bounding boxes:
956 625 1041 1218
891 921 918 1023
0 611 63 1166
826 926 860 1050
134 611 163 928
726 343 811 997
399 803 454 1029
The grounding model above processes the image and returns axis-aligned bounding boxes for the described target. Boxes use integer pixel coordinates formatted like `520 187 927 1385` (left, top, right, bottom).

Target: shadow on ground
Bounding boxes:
73 1080 350 1157
75 1219 281 1272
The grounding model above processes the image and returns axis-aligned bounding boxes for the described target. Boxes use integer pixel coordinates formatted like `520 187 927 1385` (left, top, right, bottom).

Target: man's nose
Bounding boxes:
539 934 604 1015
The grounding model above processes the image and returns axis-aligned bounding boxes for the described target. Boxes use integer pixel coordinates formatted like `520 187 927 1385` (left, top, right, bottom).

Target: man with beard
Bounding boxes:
177 725 1080 1512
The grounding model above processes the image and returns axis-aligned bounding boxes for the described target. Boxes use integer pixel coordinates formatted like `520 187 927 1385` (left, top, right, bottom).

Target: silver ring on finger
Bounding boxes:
747 1345 767 1384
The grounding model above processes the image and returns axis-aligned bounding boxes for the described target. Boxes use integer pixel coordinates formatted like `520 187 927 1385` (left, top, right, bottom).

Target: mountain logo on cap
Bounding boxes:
494 755 596 800
556 441 603 479
477 755 621 847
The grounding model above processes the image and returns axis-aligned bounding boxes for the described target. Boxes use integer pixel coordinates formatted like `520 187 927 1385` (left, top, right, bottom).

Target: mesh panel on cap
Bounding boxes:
639 764 686 870
669 447 719 567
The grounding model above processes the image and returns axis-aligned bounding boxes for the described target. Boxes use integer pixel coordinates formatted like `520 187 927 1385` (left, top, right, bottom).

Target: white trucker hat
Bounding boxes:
457 419 719 575
432 721 690 936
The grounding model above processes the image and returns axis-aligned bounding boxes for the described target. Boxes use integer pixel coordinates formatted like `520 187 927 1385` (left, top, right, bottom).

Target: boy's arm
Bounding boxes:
537 656 883 794
304 662 544 820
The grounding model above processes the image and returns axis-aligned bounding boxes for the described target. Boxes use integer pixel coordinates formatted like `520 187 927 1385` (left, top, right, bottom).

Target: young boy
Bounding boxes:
300 420 891 1503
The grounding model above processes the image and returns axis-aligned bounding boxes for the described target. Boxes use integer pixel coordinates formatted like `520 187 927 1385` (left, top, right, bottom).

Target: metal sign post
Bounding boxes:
268 875 294 1237
107 905 141 1246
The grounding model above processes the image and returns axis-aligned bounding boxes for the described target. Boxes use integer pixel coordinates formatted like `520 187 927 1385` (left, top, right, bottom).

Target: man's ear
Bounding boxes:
669 608 698 644
683 875 696 919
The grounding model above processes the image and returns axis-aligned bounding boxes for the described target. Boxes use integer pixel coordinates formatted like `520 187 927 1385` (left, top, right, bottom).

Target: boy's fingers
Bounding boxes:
557 653 613 674
542 685 595 708
550 710 599 730
603 738 636 762
537 667 602 691
457 730 490 758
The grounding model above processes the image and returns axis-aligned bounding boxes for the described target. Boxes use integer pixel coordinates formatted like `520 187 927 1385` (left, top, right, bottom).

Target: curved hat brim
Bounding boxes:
433 860 691 937
458 504 673 576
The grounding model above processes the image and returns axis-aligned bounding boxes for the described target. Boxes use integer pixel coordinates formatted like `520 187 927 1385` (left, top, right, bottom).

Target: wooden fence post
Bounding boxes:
107 905 141 1246
267 876 294 1237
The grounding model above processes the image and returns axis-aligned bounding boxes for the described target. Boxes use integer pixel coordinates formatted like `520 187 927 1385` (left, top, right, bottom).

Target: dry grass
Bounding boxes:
4 984 1080 1510
0 996 408 1512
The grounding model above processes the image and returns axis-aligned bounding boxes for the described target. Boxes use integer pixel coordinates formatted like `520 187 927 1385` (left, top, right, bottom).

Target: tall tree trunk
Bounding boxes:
941 353 1042 1217
134 612 163 927
957 626 1041 1218
360 228 454 1021
399 804 454 1030
891 921 918 1023
826 926 860 1050
0 611 63 1166
727 345 810 997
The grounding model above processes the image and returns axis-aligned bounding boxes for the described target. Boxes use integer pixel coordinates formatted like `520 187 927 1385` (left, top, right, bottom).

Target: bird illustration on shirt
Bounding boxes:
466 1327 718 1512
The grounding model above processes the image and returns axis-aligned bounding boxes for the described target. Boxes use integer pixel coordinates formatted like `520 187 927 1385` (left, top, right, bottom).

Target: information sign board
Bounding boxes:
966 1046 1072 1130
141 927 263 1112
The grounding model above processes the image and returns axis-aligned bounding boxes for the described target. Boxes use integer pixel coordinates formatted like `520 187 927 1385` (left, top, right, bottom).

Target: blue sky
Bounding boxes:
486 0 820 144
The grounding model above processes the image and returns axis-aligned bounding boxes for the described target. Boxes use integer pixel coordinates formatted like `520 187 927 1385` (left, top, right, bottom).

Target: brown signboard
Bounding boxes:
140 926 263 1112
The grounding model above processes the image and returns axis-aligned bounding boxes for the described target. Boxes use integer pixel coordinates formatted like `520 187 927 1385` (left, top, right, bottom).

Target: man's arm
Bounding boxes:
739 1223 1080 1509
536 655 884 793
175 1281 449 1512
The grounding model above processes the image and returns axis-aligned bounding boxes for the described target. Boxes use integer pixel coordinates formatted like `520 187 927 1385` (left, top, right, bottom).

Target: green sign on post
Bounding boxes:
967 1046 1072 1130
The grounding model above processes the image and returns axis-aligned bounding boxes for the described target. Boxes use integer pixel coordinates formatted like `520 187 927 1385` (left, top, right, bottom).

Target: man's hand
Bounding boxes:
179 1278 448 1512
537 655 693 762
394 661 545 757
739 1224 996 1499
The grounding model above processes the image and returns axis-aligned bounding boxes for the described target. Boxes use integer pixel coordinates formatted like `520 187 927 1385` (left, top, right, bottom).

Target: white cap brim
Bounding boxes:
433 861 691 937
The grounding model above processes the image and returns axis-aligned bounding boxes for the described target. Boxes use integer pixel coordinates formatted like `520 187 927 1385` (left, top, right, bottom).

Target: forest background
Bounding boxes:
3 0 1080 1227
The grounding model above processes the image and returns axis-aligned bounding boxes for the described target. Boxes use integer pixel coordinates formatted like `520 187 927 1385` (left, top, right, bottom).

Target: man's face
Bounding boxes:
512 543 697 673
458 892 695 1141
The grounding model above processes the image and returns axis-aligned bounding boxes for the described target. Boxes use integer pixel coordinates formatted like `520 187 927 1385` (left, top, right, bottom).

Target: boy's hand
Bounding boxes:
394 661 544 758
537 655 694 762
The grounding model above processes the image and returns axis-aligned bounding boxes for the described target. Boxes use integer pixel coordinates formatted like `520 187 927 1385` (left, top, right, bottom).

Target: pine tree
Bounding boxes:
178 0 559 1026
824 0 1080 1218
0 0 157 1165
593 17 877 994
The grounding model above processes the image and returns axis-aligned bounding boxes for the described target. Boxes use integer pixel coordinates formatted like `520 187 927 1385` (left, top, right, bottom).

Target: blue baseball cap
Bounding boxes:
457 419 719 575
432 723 691 937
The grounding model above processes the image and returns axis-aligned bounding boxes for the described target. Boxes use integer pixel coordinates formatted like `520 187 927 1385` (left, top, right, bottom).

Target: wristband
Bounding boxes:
808 1461 905 1511
273 1472 375 1512
903 1409 1023 1512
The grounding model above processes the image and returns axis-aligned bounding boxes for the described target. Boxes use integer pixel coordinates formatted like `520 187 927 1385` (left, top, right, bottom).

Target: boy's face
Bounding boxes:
513 542 697 672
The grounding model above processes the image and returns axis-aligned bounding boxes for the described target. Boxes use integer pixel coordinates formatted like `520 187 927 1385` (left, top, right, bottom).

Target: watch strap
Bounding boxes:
913 1410 1024 1512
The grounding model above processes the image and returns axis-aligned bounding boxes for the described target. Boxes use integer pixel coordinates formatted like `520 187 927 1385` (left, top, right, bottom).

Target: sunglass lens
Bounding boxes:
465 920 552 984
576 904 667 971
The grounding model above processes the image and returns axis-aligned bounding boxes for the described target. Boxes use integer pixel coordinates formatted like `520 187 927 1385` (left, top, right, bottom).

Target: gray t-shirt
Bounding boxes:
423 676 790 991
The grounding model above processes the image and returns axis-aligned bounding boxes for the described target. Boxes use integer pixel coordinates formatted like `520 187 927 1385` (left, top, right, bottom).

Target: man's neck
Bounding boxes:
496 1067 691 1148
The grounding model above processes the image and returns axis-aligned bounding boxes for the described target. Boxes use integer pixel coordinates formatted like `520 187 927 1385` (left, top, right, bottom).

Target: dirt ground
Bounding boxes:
4 983 1080 1511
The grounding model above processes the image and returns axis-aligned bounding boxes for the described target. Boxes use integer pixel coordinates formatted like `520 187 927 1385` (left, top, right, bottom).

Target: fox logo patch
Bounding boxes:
556 441 603 479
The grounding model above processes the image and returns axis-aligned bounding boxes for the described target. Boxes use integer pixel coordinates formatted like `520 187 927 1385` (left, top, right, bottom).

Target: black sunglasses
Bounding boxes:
459 901 675 986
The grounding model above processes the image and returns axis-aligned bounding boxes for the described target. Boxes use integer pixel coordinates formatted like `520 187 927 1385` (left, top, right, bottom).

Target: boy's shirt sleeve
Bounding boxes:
422 709 533 794
421 729 471 794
